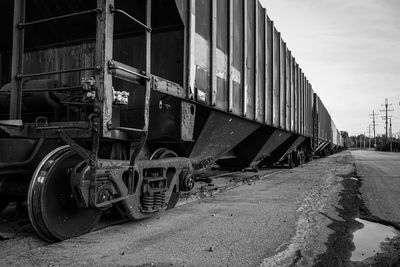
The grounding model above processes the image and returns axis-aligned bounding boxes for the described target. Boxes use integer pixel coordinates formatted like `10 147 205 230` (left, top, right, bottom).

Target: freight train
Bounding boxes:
0 0 344 241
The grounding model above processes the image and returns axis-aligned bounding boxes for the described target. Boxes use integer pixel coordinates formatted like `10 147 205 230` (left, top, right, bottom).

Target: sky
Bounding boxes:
260 0 400 137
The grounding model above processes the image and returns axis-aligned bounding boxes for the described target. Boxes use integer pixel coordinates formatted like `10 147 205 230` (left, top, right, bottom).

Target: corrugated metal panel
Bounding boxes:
285 49 291 131
279 39 286 130
308 84 313 137
265 16 273 125
306 80 310 136
215 0 229 111
256 2 265 122
300 70 304 135
305 80 308 136
317 96 322 140
304 76 307 136
317 95 334 142
303 75 306 136
310 87 314 137
294 62 299 134
272 28 280 128
297 69 300 135
290 54 295 132
245 0 255 119
332 122 338 145
194 0 211 104
231 0 244 116
303 74 306 136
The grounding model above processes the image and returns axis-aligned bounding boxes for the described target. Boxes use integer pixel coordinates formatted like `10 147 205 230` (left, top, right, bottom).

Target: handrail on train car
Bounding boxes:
18 8 101 28
108 60 150 82
16 67 100 80
109 5 152 32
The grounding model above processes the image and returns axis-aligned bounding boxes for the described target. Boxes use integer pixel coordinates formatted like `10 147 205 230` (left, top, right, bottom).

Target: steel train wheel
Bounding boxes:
150 148 178 160
27 146 102 242
150 148 180 210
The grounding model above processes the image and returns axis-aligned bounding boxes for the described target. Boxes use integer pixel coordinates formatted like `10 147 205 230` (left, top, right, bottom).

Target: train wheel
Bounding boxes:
150 148 178 160
27 146 102 242
288 154 294 169
150 148 180 210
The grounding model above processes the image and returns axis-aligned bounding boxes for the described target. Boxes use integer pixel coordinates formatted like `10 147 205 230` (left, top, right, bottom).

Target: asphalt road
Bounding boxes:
352 150 400 227
0 152 354 266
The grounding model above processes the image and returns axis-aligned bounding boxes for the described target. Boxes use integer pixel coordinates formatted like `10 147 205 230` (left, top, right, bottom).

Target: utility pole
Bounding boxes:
369 110 379 148
368 125 371 150
389 118 393 152
380 98 394 139
363 132 366 149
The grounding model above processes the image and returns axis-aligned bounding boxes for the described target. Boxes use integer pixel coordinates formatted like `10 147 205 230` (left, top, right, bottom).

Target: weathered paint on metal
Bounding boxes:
211 0 217 107
286 49 291 131
228 0 233 112
95 0 114 138
180 101 196 141
256 3 265 123
265 15 273 126
279 40 286 130
10 0 25 120
290 54 295 132
242 0 248 117
254 1 259 122
187 0 195 100
272 28 280 128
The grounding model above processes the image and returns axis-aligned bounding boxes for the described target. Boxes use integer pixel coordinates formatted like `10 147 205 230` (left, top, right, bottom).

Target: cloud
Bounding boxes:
260 0 400 134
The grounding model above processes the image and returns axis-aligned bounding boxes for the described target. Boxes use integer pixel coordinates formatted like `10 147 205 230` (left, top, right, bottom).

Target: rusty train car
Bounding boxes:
0 0 343 241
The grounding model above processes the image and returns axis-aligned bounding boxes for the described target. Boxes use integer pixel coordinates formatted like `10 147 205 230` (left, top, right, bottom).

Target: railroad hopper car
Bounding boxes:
0 0 343 241
313 94 343 156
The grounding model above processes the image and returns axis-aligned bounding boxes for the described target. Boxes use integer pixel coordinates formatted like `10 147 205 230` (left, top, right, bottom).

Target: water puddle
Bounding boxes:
351 218 399 262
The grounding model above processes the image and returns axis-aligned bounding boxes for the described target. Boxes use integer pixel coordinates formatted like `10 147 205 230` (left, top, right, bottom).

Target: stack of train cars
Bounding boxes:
0 0 344 241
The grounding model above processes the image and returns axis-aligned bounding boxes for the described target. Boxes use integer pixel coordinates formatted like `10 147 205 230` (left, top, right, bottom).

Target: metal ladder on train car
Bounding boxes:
107 1 153 165
9 0 153 165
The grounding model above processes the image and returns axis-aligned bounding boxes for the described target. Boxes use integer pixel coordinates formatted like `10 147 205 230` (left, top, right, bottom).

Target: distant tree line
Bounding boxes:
342 131 400 152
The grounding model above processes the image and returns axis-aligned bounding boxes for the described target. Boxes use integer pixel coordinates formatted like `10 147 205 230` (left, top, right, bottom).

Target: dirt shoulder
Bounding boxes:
1 152 371 266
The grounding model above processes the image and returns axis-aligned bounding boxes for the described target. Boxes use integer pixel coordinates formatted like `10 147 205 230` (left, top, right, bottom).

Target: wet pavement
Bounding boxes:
350 150 400 266
352 150 400 227
351 218 398 262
